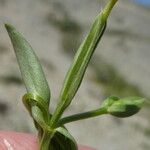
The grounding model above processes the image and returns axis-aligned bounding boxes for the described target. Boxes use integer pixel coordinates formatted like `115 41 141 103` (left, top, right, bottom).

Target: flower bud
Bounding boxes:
102 96 144 118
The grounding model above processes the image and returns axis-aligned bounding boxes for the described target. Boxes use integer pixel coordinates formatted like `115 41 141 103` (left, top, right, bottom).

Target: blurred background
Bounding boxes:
0 0 150 149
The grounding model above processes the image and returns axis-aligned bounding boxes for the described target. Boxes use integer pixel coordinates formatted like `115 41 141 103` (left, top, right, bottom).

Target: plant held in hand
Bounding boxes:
5 0 144 149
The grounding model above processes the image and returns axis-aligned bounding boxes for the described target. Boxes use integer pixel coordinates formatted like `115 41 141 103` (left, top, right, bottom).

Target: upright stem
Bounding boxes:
50 102 65 128
57 107 107 127
39 131 54 150
102 0 118 20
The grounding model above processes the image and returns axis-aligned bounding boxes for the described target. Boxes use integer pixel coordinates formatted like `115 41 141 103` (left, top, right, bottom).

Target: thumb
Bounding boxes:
0 131 95 150
0 131 38 150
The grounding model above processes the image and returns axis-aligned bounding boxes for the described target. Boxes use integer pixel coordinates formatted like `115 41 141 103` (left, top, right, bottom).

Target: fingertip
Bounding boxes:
78 145 96 150
0 131 95 150
0 131 38 150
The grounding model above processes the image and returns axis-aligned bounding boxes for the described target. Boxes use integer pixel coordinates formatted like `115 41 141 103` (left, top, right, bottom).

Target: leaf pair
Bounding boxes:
5 23 77 149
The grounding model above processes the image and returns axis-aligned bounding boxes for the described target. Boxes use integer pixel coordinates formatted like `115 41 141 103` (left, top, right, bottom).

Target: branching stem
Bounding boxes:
57 107 107 127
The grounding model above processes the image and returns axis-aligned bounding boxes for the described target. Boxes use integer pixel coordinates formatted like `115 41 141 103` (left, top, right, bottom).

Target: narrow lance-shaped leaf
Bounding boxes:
50 0 118 127
59 0 118 109
59 15 106 109
5 24 50 106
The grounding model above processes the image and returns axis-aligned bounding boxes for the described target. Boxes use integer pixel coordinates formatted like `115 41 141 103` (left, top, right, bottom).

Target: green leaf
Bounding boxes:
58 16 106 110
22 93 49 115
22 93 51 139
50 11 107 127
5 24 50 105
31 105 50 130
102 96 145 118
57 1 119 111
50 0 119 128
49 127 77 150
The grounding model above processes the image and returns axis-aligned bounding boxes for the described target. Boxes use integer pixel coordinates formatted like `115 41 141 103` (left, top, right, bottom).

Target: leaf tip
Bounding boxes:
5 23 15 33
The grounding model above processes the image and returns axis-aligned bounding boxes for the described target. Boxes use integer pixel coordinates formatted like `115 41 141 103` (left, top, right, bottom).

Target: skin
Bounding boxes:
0 131 95 150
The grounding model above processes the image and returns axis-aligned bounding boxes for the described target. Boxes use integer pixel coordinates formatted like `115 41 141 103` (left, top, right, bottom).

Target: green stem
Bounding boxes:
50 102 66 129
39 131 54 150
57 107 107 127
102 0 118 20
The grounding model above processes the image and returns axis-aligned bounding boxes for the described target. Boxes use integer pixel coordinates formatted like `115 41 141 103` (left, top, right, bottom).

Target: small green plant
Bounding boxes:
5 0 144 149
